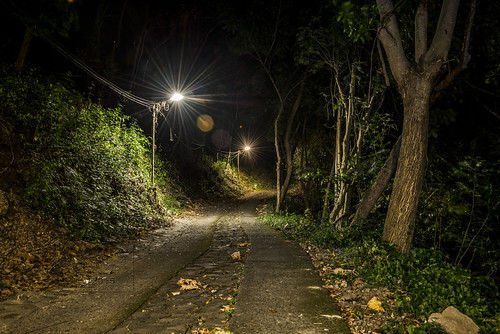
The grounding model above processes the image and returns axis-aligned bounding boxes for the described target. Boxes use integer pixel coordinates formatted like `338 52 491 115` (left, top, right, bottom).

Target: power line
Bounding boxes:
37 28 157 108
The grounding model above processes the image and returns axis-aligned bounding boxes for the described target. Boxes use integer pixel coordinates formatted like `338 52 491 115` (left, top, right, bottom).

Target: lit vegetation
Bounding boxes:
0 65 183 241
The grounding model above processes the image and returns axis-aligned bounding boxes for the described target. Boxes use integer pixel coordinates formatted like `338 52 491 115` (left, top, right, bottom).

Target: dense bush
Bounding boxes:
0 65 182 241
200 160 244 198
416 155 500 277
347 241 500 333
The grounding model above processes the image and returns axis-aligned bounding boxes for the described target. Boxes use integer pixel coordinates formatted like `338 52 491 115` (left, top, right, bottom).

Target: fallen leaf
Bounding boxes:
332 268 355 275
177 278 202 290
230 251 241 260
192 328 210 334
239 242 251 247
367 296 385 312
220 304 234 312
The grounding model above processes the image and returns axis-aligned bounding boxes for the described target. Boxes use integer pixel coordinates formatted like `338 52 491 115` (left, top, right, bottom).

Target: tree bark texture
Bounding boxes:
382 77 432 253
352 135 401 225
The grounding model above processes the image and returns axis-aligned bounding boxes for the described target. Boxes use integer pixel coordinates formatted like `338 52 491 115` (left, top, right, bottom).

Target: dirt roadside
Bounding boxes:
0 207 219 333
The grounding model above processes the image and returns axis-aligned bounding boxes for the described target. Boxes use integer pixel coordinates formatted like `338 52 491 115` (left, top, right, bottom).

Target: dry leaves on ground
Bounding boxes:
230 251 241 260
192 328 232 334
302 243 413 334
177 278 204 291
0 193 112 297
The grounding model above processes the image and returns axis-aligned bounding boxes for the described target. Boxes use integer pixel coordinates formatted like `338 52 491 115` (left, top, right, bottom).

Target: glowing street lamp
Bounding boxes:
237 146 251 175
150 93 183 186
170 93 184 101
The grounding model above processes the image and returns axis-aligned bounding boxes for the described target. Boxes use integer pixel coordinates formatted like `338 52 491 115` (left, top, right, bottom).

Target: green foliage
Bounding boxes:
260 209 353 248
0 65 181 241
336 1 377 44
259 205 499 333
379 321 446 334
416 155 500 278
342 241 499 333
176 158 263 200
200 160 244 198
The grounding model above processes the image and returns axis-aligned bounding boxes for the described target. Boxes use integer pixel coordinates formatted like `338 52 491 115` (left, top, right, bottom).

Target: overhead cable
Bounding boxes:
38 29 156 108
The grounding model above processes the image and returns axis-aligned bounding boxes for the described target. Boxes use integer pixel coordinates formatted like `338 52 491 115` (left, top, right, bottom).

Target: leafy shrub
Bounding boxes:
175 157 259 200
260 207 384 248
0 65 182 241
201 160 243 198
417 155 500 278
259 207 499 333
345 241 500 333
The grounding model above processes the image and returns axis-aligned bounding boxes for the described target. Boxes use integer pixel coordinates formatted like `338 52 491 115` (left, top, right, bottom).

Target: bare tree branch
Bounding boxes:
415 0 429 62
424 0 461 62
377 38 391 86
376 0 410 84
431 0 477 103
264 3 282 67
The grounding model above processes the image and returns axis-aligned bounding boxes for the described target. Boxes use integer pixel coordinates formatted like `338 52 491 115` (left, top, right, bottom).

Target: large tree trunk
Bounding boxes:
376 0 461 253
15 25 34 72
382 77 432 253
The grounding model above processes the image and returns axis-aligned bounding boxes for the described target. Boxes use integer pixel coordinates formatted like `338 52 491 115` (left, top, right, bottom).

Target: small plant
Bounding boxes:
340 241 499 333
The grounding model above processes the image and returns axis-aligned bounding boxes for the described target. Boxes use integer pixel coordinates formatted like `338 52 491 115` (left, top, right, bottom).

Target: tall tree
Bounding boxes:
295 4 388 226
219 0 314 212
376 0 476 253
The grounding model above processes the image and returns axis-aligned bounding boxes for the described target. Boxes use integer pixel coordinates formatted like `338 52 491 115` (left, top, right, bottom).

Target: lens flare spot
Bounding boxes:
197 114 214 132
211 129 232 149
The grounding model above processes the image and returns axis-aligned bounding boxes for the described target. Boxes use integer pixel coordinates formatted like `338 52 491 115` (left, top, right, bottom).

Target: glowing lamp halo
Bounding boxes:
170 92 184 101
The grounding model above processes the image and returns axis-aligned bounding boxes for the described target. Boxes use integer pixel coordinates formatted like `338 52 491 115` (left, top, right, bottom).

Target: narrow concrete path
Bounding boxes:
0 194 349 333
0 214 218 333
230 196 350 333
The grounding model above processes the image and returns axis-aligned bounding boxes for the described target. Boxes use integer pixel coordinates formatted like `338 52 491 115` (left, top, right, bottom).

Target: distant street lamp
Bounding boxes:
150 93 183 186
237 146 251 175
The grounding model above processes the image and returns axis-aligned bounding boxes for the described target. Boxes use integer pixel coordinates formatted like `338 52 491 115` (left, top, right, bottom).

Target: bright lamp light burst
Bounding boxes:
125 29 243 146
170 93 184 101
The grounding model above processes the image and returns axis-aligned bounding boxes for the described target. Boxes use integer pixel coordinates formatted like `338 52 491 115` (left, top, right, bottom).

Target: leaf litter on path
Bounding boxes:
302 243 407 333
177 278 204 291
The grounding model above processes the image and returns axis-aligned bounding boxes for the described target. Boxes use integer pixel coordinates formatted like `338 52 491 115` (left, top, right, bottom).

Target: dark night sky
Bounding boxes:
1 0 275 168
1 0 499 168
